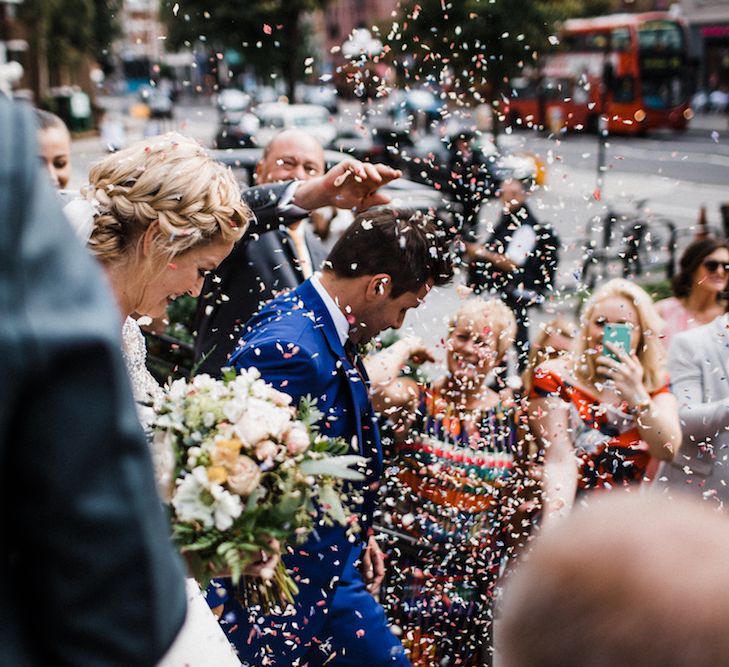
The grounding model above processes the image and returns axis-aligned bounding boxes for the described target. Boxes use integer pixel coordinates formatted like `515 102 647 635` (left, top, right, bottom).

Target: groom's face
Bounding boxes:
354 279 433 343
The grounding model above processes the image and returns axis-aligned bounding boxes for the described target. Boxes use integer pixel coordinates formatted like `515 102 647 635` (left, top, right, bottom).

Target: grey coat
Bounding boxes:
0 98 186 665
656 314 729 508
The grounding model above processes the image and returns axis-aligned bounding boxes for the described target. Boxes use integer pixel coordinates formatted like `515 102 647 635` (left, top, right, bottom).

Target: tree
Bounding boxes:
161 0 331 100
18 0 121 100
387 0 612 126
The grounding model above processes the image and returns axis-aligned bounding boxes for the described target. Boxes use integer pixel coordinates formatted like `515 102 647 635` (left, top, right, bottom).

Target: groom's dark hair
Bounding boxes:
324 207 453 297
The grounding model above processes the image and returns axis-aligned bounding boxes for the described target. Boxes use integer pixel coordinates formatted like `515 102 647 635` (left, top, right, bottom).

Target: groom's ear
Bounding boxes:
365 273 393 301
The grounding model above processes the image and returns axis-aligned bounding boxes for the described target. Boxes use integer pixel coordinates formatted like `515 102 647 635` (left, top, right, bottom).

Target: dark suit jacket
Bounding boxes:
0 98 186 666
224 279 382 662
193 217 327 376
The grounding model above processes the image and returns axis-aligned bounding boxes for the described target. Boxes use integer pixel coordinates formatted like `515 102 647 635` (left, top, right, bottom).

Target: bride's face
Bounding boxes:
136 237 233 318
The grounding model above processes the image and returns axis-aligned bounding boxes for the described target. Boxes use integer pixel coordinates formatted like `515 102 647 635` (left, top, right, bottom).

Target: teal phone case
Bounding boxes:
603 323 631 361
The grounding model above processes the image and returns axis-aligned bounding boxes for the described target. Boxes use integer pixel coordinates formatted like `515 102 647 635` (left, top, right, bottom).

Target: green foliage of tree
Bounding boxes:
390 0 613 108
18 0 121 96
161 0 331 98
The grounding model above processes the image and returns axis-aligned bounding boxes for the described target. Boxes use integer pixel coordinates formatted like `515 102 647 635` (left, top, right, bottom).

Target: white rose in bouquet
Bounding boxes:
254 439 279 463
234 397 292 446
172 466 243 531
252 379 292 407
285 424 310 455
227 455 262 496
222 395 248 424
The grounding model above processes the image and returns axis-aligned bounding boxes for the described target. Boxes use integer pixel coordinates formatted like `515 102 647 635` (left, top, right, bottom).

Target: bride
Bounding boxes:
69 133 400 665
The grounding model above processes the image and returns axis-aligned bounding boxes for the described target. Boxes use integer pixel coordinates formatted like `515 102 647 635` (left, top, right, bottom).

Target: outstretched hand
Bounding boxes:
293 159 401 212
400 335 435 366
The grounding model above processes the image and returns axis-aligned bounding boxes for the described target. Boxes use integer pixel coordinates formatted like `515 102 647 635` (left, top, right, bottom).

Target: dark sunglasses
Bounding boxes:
703 260 729 274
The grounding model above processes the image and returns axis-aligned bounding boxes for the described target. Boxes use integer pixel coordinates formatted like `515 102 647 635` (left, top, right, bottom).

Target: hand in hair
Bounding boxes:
293 159 401 212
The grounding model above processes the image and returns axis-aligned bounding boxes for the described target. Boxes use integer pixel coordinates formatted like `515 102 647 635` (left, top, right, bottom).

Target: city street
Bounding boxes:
69 98 729 355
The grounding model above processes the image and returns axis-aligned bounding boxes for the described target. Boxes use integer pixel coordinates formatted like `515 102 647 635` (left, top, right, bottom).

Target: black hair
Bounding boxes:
672 237 729 298
326 207 453 297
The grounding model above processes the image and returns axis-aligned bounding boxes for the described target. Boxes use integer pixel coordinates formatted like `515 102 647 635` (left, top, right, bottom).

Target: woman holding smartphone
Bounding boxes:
528 279 681 521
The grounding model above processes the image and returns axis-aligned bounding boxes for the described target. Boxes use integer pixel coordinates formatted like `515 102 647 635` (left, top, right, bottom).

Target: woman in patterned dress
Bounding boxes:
372 297 526 666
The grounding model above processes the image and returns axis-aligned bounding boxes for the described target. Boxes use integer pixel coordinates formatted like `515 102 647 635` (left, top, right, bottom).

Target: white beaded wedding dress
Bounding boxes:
122 316 241 667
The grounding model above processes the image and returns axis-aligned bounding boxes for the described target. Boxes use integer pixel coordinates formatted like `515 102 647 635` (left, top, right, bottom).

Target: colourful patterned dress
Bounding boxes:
379 385 520 666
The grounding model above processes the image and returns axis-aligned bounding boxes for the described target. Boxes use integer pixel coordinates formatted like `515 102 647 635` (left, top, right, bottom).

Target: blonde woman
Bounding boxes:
34 109 71 189
521 316 577 396
71 133 400 666
371 298 523 666
528 279 681 522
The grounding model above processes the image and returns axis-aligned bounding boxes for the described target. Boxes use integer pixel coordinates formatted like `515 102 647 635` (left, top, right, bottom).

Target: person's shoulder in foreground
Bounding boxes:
0 96 186 667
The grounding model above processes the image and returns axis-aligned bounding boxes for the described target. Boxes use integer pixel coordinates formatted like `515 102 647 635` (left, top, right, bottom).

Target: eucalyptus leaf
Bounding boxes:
299 455 367 480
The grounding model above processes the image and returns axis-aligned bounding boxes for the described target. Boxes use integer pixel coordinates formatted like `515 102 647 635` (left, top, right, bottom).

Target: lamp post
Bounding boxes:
596 59 613 196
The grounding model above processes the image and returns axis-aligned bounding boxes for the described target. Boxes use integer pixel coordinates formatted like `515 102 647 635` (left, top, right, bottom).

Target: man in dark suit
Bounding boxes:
220 208 453 666
465 178 559 369
194 130 330 375
0 96 186 665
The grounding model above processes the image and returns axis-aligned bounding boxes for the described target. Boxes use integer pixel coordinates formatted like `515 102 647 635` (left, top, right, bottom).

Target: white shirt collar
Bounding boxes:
309 272 350 346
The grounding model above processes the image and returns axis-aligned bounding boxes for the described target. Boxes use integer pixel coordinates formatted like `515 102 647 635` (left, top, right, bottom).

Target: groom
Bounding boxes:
221 208 452 666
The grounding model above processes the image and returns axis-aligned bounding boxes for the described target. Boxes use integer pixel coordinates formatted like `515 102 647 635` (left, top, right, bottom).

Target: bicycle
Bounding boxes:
580 199 678 290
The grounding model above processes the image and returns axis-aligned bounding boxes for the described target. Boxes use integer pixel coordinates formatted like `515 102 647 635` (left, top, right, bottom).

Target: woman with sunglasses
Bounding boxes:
656 237 729 348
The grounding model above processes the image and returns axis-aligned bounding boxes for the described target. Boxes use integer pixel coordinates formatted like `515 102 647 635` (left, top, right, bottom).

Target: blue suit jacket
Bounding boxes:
225 279 384 660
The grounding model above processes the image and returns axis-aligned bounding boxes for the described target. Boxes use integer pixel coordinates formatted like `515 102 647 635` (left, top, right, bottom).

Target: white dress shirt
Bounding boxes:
310 272 350 346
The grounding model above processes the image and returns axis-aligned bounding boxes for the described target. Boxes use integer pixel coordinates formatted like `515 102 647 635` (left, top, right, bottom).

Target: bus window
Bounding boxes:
638 21 683 52
511 77 539 100
587 32 610 51
563 32 610 52
611 76 635 103
641 74 688 108
611 28 631 52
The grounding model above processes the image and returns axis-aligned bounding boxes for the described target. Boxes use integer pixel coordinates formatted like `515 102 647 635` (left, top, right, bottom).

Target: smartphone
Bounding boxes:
603 323 632 361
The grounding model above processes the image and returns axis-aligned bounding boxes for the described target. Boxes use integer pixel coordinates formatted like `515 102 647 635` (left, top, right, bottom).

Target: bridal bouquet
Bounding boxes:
150 367 365 609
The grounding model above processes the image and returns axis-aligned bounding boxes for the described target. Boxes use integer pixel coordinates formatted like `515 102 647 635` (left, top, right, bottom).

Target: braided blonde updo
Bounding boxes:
85 133 251 264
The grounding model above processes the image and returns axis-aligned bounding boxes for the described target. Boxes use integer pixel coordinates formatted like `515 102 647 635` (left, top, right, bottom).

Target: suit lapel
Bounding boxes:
304 224 328 272
296 281 382 470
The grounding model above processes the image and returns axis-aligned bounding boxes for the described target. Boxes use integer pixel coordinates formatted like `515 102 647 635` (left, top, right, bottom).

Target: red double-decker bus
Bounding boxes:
505 12 693 134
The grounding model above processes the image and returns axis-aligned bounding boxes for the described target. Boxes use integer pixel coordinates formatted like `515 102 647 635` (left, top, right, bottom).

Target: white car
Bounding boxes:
252 103 336 147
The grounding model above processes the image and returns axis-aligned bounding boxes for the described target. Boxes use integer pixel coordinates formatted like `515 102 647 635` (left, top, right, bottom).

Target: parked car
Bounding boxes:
297 83 338 114
214 112 260 149
404 131 542 196
215 88 252 121
138 85 173 119
253 102 336 147
331 120 415 172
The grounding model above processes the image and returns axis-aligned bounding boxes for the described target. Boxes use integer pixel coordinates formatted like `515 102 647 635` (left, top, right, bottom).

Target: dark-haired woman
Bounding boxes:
656 237 729 348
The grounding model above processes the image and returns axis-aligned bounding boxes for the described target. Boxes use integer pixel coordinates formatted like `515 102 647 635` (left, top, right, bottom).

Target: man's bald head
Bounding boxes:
256 130 326 184
500 492 729 667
